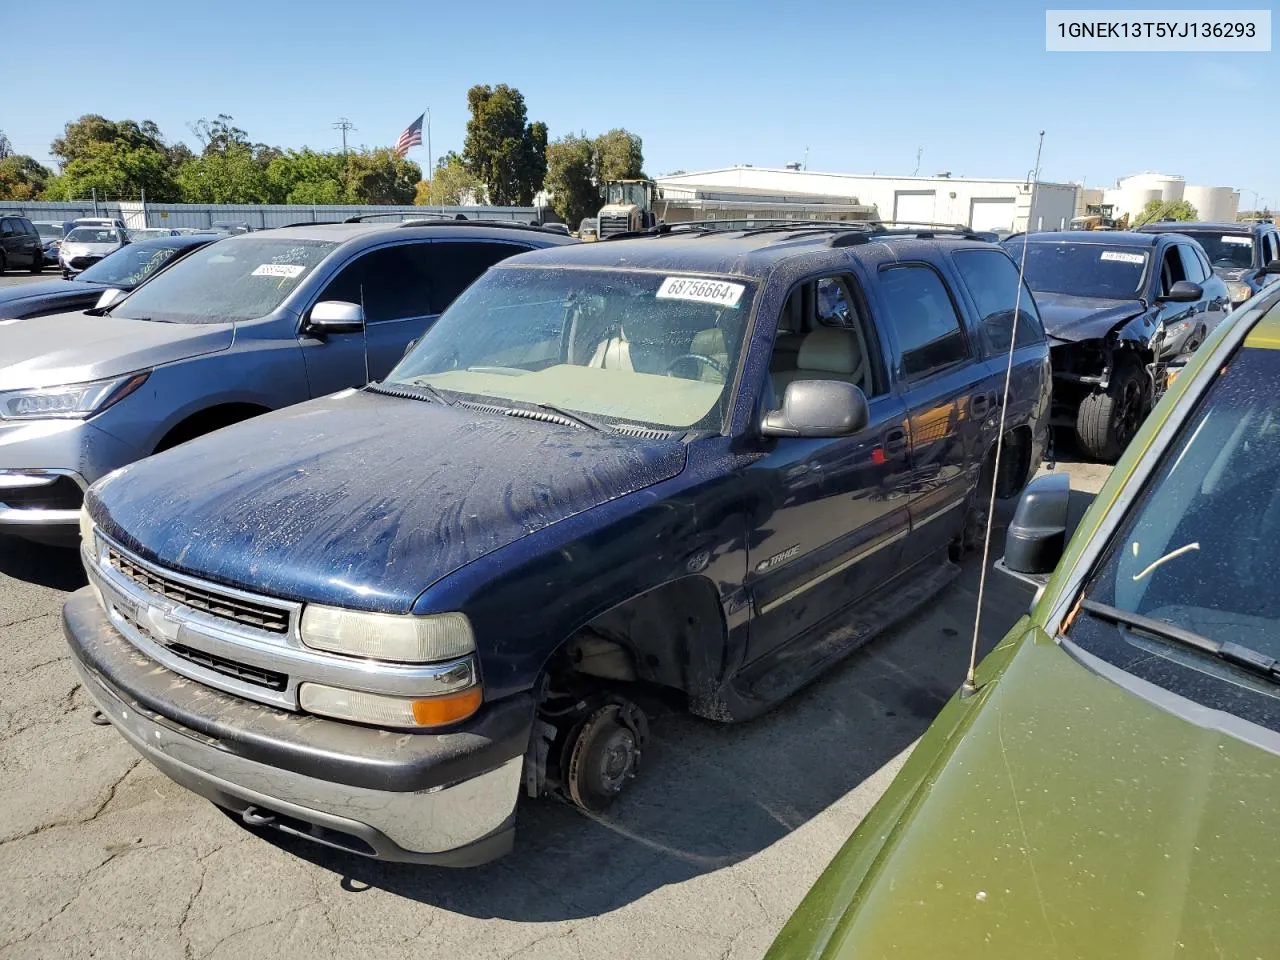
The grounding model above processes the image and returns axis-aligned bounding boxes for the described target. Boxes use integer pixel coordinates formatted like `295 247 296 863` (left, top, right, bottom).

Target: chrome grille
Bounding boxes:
107 546 290 634
166 643 288 691
597 214 631 237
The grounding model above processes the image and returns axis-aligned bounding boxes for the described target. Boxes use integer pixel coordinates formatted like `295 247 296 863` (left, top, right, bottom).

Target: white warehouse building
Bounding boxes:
654 167 1081 233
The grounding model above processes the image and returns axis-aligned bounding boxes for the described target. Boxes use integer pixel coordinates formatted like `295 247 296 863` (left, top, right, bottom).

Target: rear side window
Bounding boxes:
0 220 12 237
425 241 528 314
952 249 1045 354
878 264 970 378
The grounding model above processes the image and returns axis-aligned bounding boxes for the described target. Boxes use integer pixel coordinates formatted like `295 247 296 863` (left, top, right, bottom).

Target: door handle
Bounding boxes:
971 394 991 417
883 428 908 455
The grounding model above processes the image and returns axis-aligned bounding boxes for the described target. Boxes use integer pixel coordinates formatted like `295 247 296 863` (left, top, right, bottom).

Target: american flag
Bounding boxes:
394 113 424 157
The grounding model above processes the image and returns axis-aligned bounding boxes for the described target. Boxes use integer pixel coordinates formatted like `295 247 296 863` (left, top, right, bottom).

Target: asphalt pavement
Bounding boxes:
0 271 1110 959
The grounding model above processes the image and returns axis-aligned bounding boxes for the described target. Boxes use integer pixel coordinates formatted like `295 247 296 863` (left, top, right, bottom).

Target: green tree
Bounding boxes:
345 148 421 204
267 149 348 204
544 134 597 228
593 128 644 182
416 152 483 205
0 154 51 200
1135 198 1199 225
47 115 180 200
462 84 547 205
176 145 274 203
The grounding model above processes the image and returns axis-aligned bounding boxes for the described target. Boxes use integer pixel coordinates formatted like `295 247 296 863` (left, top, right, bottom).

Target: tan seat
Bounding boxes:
772 327 867 395
589 328 634 371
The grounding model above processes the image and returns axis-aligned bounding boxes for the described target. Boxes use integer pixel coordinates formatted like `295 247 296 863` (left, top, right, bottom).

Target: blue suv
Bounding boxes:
66 222 1050 865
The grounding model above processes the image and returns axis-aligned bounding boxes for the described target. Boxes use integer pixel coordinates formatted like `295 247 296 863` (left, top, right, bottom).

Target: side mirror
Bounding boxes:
1264 258 1280 276
93 288 125 310
997 472 1070 588
1158 280 1203 303
760 380 869 438
306 300 365 335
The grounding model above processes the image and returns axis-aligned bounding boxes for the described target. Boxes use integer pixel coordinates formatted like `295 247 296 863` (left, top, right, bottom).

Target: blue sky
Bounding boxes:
7 0 1277 204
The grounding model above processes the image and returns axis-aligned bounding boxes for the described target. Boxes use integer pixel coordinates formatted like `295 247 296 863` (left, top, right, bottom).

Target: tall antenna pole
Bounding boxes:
332 117 356 159
961 130 1045 699
913 146 922 176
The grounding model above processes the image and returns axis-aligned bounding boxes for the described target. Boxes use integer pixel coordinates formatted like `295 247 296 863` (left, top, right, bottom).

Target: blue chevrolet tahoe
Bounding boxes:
64 222 1051 865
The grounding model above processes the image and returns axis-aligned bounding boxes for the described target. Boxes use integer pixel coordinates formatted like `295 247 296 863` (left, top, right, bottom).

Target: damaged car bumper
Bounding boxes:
62 587 533 865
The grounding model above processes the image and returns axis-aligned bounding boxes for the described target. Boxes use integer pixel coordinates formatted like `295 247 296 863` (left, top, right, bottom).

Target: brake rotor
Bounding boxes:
565 700 649 813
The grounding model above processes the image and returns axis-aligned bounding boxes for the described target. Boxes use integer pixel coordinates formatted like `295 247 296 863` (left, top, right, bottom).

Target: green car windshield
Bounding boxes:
386 266 755 432
1073 341 1280 731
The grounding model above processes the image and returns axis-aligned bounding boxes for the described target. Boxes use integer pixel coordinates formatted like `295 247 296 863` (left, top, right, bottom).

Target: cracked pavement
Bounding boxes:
0 382 1108 956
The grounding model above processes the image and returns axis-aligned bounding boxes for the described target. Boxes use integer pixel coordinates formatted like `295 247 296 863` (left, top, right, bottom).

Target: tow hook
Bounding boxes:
240 805 277 827
90 709 111 726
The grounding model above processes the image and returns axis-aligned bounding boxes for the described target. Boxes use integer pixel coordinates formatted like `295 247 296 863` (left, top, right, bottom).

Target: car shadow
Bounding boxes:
0 535 86 591
251 496 1092 921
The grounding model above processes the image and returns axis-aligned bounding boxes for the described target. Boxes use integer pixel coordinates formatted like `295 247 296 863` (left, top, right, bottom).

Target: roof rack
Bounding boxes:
394 218 569 234
600 218 875 242
344 212 461 223
277 220 344 228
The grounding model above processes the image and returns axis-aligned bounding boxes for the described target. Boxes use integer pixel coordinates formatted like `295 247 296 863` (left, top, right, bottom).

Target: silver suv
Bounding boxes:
0 219 575 544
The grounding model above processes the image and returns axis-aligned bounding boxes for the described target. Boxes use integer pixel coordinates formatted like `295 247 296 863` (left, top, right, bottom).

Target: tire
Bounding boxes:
0 252 7 274
1076 357 1147 463
956 448 997 559
28 251 42 273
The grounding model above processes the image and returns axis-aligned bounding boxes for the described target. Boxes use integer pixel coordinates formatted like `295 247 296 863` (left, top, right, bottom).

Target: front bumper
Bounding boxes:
0 419 138 538
63 588 533 864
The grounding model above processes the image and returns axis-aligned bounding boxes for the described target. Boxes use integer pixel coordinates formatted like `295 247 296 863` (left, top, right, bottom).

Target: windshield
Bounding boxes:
34 223 64 239
77 242 191 288
386 266 756 431
1006 239 1148 299
1181 231 1255 270
65 227 121 244
110 237 336 324
1071 338 1280 731
606 183 648 206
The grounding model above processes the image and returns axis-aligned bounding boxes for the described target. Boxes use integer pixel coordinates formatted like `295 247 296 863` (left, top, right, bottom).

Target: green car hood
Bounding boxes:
771 628 1280 959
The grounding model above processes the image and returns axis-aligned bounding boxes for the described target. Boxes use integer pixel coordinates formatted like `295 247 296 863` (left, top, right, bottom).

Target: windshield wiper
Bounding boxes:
511 401 605 432
368 380 453 405
1080 599 1280 683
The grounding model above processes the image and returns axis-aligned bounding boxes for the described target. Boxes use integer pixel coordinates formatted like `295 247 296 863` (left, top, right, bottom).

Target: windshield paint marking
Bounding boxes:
1130 542 1200 582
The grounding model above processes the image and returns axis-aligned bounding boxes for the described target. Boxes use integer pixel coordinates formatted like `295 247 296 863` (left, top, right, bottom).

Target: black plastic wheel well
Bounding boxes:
154 403 271 453
545 576 728 696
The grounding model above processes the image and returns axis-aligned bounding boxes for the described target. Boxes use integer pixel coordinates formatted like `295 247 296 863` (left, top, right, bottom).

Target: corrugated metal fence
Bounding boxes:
0 201 539 230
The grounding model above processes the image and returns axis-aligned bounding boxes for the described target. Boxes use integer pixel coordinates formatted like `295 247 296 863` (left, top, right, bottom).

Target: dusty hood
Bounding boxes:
0 279 102 318
1036 292 1145 343
816 631 1280 959
88 389 687 612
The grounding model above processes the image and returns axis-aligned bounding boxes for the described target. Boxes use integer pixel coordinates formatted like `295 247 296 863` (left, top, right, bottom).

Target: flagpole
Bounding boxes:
426 108 432 181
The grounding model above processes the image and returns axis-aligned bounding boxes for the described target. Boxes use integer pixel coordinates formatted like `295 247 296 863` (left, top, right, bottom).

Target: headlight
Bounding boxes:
1164 319 1192 339
0 373 148 421
298 682 482 729
299 605 475 663
1228 281 1254 304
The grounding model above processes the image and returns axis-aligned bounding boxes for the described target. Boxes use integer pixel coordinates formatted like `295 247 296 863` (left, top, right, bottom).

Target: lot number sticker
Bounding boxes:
1100 250 1146 265
252 263 306 278
1223 235 1253 245
657 276 745 307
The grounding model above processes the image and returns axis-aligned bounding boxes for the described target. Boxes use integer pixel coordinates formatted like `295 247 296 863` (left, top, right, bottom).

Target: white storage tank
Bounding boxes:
1183 185 1240 223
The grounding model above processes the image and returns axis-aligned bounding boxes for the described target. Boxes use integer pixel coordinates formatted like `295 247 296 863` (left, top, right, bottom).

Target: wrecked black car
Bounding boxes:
1003 230 1229 461
65 223 1049 866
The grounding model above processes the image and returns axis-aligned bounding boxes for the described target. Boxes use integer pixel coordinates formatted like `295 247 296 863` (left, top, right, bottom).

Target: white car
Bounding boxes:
59 226 128 277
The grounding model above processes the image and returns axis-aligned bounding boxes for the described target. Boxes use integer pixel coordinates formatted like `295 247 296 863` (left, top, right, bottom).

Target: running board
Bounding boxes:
733 555 963 707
